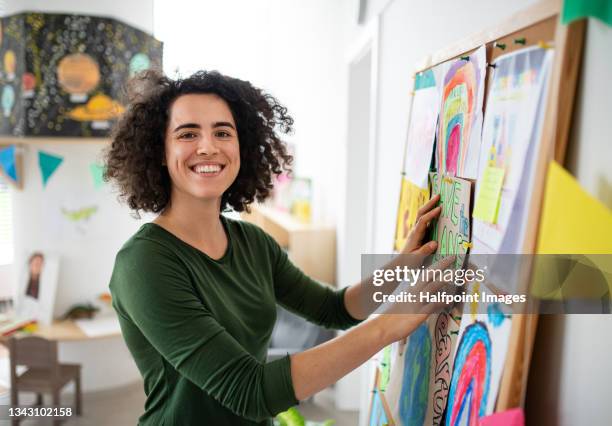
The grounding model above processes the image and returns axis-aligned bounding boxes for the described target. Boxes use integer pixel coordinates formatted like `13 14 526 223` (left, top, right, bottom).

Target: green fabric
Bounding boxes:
109 216 361 425
562 0 612 26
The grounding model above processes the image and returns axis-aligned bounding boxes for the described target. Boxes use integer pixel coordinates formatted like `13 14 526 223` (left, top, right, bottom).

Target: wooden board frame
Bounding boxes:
401 0 586 414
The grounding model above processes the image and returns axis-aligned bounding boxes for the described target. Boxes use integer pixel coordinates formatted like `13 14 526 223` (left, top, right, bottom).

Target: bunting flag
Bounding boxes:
38 150 64 187
89 163 105 189
0 145 18 183
562 0 612 26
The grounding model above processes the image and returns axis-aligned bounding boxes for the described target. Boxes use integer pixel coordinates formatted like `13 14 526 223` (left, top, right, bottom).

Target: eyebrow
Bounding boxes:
173 121 236 133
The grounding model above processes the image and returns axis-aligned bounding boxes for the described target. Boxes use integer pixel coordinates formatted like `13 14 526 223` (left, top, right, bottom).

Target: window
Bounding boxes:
0 179 13 266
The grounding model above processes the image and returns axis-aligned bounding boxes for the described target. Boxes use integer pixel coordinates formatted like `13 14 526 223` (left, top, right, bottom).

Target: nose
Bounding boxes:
196 134 220 156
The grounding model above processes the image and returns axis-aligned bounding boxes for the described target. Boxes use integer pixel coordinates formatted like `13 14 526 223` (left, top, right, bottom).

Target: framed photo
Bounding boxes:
14 250 60 325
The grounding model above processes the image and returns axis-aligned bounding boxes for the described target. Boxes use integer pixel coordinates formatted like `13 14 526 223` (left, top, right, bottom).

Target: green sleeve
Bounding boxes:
110 240 298 422
262 231 362 330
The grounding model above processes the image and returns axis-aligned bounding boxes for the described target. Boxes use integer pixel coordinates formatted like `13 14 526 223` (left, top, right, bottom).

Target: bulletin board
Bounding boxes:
376 0 586 424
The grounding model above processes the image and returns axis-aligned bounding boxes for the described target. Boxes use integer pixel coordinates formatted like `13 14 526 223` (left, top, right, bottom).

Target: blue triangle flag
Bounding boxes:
0 145 17 182
38 150 64 187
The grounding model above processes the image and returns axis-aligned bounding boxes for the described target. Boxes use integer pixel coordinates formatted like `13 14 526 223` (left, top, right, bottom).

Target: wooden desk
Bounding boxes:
1 318 122 343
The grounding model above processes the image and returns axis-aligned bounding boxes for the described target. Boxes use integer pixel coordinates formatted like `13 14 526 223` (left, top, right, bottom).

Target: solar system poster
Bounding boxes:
0 12 163 137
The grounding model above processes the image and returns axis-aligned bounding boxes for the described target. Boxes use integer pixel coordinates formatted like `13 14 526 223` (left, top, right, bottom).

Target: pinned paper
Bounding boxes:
0 144 18 182
89 163 105 189
562 0 612 26
473 166 505 223
537 161 612 254
38 150 64 187
394 177 430 252
479 408 525 426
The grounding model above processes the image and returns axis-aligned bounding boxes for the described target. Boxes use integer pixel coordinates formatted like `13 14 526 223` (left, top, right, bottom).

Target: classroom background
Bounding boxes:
0 0 610 425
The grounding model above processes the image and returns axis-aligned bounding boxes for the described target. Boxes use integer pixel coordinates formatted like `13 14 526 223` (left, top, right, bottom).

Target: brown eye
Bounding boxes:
215 130 231 138
179 132 197 140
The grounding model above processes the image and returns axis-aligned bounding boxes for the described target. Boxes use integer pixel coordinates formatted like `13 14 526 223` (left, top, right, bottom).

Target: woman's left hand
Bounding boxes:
401 193 441 256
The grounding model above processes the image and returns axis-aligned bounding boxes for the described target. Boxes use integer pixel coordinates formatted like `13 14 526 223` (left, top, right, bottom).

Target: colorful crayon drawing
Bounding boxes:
403 67 442 189
446 300 512 425
445 321 491 426
436 46 485 180
473 47 554 254
379 345 392 392
426 312 460 426
398 324 431 426
429 172 473 268
394 177 430 252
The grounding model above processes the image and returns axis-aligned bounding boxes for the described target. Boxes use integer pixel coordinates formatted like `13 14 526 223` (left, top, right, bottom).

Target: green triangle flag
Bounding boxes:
89 163 105 189
38 150 64 187
562 0 612 26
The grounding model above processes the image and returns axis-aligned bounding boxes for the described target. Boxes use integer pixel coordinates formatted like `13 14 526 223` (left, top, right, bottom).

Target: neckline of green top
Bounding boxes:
144 215 233 264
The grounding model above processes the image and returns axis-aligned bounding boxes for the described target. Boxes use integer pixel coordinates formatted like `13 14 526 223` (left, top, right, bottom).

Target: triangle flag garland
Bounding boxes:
0 144 18 182
89 163 105 189
38 150 64 187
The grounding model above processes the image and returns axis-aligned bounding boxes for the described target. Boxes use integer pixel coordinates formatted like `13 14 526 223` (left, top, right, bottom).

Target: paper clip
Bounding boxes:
443 176 454 184
514 37 527 45
460 55 470 61
487 63 497 69
494 42 506 50
537 40 552 49
462 241 473 249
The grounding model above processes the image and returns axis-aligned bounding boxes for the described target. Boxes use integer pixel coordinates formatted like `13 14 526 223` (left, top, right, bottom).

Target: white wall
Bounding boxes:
526 18 612 426
154 0 350 225
2 0 154 33
1 0 155 391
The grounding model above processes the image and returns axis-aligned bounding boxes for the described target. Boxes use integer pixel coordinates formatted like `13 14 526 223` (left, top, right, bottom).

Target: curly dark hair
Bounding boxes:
104 70 293 214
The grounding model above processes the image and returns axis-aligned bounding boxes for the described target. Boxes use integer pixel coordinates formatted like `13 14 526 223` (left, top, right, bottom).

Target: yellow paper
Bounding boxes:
538 161 612 254
533 161 612 300
473 166 505 223
394 177 429 252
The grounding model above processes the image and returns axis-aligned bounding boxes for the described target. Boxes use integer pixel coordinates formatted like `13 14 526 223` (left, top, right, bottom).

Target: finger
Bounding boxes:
416 194 441 220
429 255 456 272
414 240 437 256
411 206 441 241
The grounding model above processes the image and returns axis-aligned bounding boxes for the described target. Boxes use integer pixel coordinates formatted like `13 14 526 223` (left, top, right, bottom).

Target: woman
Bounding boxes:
106 70 443 425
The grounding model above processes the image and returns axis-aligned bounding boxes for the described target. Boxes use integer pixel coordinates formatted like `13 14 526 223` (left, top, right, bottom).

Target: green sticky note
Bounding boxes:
473 166 505 224
562 0 612 26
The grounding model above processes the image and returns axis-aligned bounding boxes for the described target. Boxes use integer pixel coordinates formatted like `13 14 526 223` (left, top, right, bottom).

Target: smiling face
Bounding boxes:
164 93 240 207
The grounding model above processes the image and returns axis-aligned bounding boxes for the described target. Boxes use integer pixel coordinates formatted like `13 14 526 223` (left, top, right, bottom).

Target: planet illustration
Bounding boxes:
4 50 16 80
67 93 125 121
1 85 15 117
57 53 100 96
129 53 151 76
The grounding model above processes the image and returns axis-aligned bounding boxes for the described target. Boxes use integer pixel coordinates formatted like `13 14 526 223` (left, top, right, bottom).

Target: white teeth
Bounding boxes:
193 164 222 174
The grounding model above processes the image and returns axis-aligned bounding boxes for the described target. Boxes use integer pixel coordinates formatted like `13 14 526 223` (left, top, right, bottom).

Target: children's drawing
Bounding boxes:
445 321 491 425
394 177 429 252
429 172 473 268
446 296 512 425
426 312 460 426
473 47 554 253
369 389 390 426
398 323 431 426
436 46 486 180
403 68 442 189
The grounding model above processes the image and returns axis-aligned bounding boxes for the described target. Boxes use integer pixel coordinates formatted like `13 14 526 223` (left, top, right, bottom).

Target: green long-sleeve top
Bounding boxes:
109 216 361 425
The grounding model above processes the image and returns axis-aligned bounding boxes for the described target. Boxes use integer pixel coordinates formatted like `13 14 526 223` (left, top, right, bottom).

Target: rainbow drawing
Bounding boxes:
438 53 482 177
445 321 492 426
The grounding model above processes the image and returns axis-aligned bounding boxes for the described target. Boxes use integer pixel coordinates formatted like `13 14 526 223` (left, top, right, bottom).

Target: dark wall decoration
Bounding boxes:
0 12 163 137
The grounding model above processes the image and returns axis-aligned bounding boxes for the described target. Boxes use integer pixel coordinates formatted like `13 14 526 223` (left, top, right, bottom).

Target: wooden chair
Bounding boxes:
8 335 82 426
